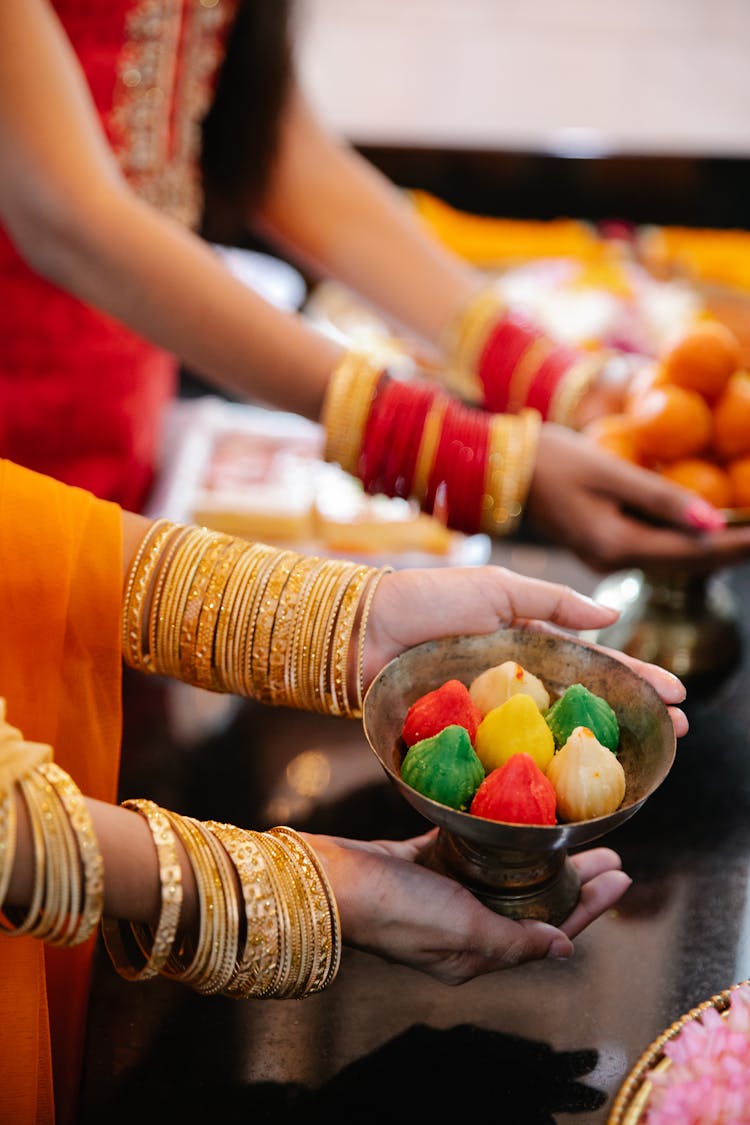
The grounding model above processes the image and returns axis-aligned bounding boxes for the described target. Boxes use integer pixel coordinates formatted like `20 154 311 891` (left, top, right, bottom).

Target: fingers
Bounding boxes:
559 869 632 939
488 569 620 631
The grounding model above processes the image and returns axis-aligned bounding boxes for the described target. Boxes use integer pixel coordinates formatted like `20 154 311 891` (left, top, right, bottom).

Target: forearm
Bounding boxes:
254 88 480 348
0 0 341 423
7 789 198 931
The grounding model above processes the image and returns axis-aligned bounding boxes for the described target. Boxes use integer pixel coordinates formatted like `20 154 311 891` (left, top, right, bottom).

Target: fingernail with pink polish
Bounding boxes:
685 499 726 531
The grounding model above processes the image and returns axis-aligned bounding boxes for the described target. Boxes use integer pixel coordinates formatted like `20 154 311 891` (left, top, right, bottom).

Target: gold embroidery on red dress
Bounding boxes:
109 0 237 228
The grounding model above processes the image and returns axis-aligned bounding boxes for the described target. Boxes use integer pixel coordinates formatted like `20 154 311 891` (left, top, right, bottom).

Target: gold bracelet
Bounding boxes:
101 799 183 981
506 337 555 414
0 776 46 936
158 811 239 995
204 821 282 999
153 528 211 678
291 561 351 713
218 543 277 695
328 566 374 717
39 762 104 947
248 551 297 701
145 524 193 666
268 555 324 706
480 408 541 536
21 768 79 945
548 353 605 427
354 567 393 714
322 352 383 475
440 287 505 402
122 519 177 669
177 532 234 683
268 827 341 996
193 535 248 691
412 393 449 503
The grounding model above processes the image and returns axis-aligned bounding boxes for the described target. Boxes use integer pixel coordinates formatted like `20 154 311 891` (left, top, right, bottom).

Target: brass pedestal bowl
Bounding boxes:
362 628 675 926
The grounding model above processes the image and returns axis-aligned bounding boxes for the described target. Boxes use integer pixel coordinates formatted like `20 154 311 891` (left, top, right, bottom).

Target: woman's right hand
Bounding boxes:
526 422 750 575
305 830 631 985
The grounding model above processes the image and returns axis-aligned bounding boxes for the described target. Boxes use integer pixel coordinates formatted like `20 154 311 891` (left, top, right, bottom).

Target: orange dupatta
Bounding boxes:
0 460 123 1125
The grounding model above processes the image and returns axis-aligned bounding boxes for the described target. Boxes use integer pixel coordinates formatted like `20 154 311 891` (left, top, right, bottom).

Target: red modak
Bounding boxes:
402 679 482 748
470 752 557 826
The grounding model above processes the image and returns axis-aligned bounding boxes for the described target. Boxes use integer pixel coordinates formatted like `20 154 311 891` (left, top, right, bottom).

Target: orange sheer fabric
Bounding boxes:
0 460 123 1124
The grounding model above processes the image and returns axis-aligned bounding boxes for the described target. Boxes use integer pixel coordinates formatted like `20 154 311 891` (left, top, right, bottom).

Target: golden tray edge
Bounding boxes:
608 979 750 1124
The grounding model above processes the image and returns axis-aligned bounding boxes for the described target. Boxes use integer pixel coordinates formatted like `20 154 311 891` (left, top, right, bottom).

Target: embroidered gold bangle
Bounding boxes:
315 562 363 714
251 831 297 997
101 799 183 981
203 822 281 999
329 565 374 718
145 524 192 666
158 812 238 995
193 535 249 691
122 519 177 669
248 551 298 700
412 393 449 503
548 353 604 427
284 557 334 710
322 352 383 475
267 554 324 707
177 532 234 683
292 561 353 713
39 762 104 947
354 567 393 714
151 527 209 678
269 827 341 996
0 788 17 916
212 542 270 693
506 337 555 413
24 767 80 945
230 545 282 697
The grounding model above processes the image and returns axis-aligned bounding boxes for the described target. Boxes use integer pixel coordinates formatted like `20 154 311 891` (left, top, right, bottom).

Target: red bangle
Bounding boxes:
477 311 545 413
524 345 580 418
425 399 489 533
358 373 395 492
380 380 435 497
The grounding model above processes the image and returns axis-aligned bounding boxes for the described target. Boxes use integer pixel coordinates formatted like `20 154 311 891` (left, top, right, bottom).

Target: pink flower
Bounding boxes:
646 985 750 1124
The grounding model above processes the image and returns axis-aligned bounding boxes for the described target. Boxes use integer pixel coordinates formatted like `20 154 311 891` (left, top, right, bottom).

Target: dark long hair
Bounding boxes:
200 0 296 243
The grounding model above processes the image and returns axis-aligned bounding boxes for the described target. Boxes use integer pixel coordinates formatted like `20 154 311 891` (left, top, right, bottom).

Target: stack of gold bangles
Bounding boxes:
0 700 104 948
101 801 340 999
122 521 392 718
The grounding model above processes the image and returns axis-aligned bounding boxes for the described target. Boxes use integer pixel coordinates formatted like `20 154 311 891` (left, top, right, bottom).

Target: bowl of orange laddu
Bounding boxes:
585 320 750 515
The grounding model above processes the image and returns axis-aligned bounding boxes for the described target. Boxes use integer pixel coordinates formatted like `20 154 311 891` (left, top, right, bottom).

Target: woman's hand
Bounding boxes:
527 423 750 575
305 830 630 984
362 564 688 737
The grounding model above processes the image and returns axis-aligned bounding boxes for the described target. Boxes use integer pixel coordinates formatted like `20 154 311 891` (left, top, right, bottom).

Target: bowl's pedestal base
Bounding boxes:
426 828 581 925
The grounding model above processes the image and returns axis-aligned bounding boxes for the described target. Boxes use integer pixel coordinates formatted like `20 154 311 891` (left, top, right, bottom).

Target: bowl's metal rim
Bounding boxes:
362 627 676 849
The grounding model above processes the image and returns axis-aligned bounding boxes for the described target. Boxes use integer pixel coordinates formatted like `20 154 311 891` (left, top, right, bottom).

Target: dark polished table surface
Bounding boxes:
77 536 750 1125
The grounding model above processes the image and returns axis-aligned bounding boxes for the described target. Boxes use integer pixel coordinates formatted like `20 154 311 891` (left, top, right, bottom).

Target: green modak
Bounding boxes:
544 683 620 753
401 724 485 810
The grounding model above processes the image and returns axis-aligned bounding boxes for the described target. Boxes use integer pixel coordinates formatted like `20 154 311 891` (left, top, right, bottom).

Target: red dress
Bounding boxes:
0 0 236 511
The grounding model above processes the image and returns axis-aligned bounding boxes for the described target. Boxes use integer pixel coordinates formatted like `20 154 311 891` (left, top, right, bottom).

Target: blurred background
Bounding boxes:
296 0 750 225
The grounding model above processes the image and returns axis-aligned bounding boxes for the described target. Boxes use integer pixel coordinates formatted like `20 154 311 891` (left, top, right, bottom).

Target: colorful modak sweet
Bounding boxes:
545 683 620 753
400 724 485 811
474 692 555 773
470 753 557 826
468 660 550 717
546 726 626 821
401 679 482 748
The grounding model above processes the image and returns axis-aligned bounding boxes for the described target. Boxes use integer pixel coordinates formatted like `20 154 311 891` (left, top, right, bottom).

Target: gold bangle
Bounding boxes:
267 555 324 706
193 535 248 691
480 408 541 536
0 787 17 916
354 567 393 713
145 524 193 666
101 799 183 981
177 532 234 683
122 519 177 669
248 551 297 701
506 337 555 413
22 768 79 945
548 353 605 428
328 566 374 718
440 287 505 402
0 776 46 936
204 821 281 999
153 528 211 678
268 827 341 996
293 561 353 713
39 762 104 947
322 353 383 475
